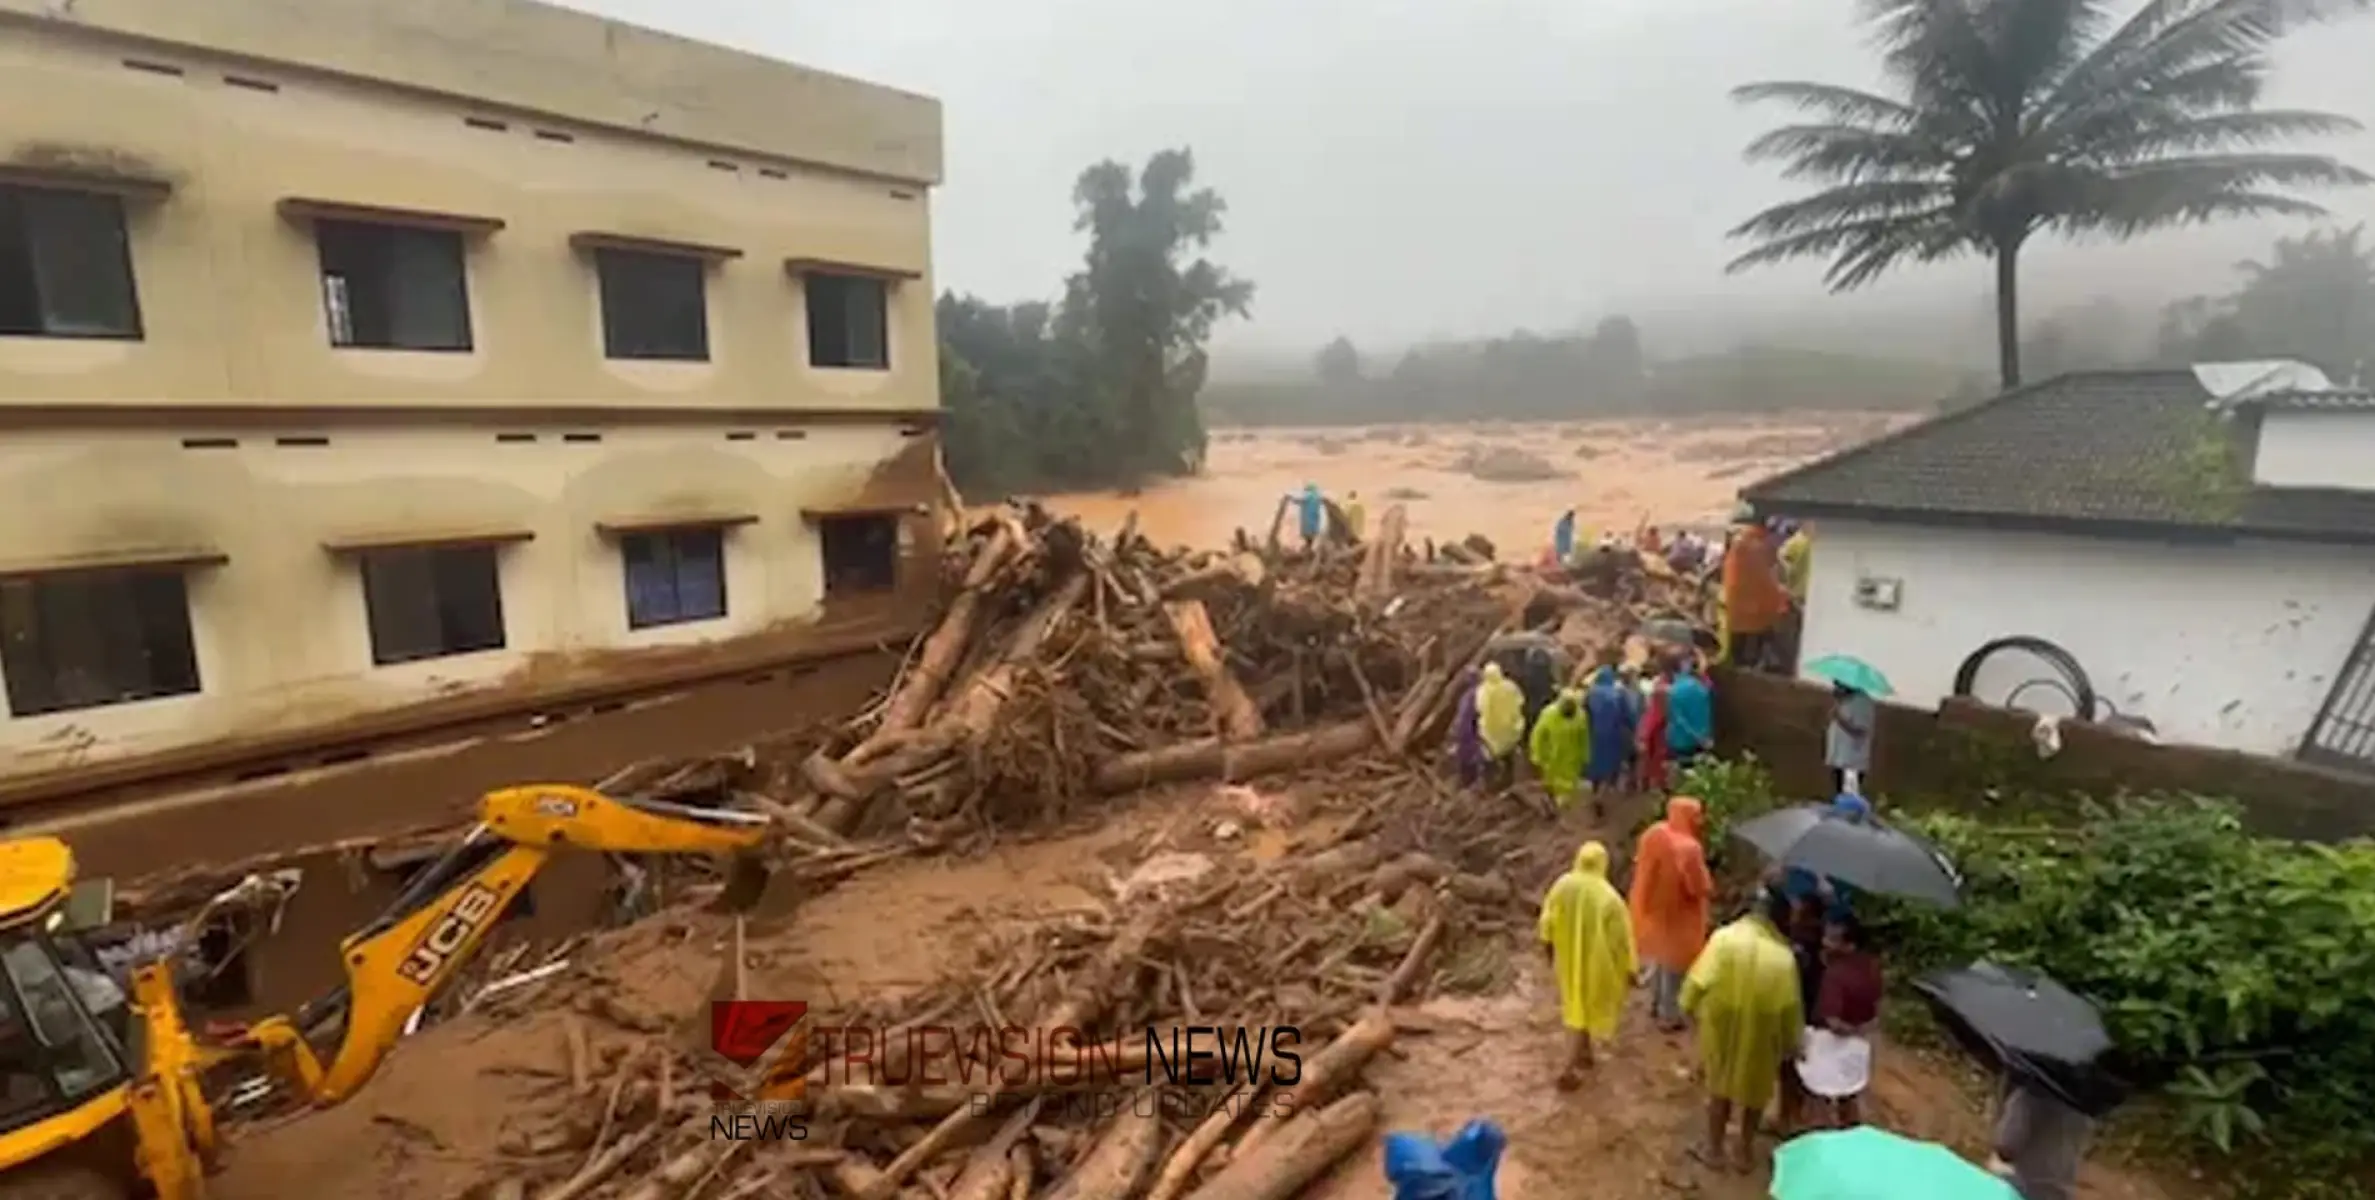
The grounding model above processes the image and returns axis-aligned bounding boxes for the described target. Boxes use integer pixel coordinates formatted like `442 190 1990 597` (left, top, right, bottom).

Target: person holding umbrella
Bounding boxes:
1916 964 2124 1200
1804 654 1890 797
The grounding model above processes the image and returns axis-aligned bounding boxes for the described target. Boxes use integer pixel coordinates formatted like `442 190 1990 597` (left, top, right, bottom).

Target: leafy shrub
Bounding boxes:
1669 753 1789 871
1870 798 2375 1195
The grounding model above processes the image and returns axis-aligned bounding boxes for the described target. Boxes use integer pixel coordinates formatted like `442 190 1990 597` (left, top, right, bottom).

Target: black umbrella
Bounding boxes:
1916 963 2128 1117
1730 804 1963 907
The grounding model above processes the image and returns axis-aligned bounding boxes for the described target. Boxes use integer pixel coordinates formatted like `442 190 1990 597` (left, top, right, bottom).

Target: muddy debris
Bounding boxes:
1450 446 1568 484
186 502 1717 1199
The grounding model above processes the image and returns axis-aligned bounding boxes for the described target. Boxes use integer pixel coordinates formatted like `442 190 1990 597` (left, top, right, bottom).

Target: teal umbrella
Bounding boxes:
1803 653 1894 697
1771 1128 2015 1200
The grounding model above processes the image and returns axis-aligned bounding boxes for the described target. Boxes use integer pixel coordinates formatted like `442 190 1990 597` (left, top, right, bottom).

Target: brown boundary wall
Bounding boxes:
1711 667 2375 842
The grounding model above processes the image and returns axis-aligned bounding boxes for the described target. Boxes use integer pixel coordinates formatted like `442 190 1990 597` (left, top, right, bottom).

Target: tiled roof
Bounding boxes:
2243 388 2375 412
1742 370 2375 544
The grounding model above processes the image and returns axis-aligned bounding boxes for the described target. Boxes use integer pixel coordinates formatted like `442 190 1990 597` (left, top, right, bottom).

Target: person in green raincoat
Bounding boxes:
1474 663 1526 788
1528 688 1589 810
1538 840 1635 1088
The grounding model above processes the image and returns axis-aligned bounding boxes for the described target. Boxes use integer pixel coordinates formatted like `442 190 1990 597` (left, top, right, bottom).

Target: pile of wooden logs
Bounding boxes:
780 501 1700 840
459 761 1571 1200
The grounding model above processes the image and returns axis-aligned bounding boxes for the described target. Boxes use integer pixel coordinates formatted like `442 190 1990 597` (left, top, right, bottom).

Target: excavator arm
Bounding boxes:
231 784 770 1105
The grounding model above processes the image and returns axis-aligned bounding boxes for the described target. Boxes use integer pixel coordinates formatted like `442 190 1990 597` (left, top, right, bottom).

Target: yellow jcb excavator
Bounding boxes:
0 783 774 1198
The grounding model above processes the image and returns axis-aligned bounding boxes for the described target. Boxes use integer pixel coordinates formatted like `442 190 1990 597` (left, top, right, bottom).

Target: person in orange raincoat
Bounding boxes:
1722 519 1789 671
1629 796 1714 1031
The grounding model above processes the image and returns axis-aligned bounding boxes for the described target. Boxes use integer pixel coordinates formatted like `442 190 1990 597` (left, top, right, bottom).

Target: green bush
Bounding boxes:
1871 799 2375 1196
1669 753 1789 872
1677 756 2375 1196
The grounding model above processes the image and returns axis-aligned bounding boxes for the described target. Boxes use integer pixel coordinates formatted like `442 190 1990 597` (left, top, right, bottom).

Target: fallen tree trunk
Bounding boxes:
1185 1092 1381 1200
816 1038 1157 1120
1092 722 1373 794
938 571 1092 741
1226 1012 1393 1165
946 1099 1041 1200
1043 1094 1165 1200
1164 599 1265 741
859 910 1163 1200
861 519 1023 745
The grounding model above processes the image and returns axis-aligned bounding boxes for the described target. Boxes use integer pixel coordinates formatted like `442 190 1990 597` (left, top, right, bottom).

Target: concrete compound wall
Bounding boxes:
1712 667 2375 842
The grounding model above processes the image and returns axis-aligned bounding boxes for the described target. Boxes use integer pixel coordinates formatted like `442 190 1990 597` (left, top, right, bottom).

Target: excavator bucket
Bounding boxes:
713 852 774 913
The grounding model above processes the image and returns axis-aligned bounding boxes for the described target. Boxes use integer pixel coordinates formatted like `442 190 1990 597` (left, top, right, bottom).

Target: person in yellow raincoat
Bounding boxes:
1682 886 1804 1173
1527 688 1589 810
1538 840 1635 1088
1474 663 1525 788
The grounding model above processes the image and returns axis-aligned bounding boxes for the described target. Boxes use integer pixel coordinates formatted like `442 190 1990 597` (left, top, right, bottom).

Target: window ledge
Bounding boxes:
802 505 925 521
784 257 922 282
322 528 534 554
595 513 760 537
0 163 174 201
0 547 227 582
278 197 505 236
571 231 742 262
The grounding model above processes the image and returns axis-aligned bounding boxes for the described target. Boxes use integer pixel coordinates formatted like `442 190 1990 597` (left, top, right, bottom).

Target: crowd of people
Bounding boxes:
1536 795 1887 1176
1533 791 2089 1197
1449 653 1717 815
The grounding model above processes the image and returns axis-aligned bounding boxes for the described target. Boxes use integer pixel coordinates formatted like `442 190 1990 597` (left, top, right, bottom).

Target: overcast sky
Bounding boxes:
565 0 2375 356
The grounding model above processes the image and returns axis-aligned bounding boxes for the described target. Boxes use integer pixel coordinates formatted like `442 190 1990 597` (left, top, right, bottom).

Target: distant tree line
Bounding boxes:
1199 326 1974 429
937 149 1250 496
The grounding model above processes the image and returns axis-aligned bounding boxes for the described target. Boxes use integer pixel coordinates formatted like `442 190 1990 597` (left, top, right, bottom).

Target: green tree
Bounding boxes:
1315 336 1363 387
2160 224 2375 377
1726 0 2371 390
1062 149 1253 478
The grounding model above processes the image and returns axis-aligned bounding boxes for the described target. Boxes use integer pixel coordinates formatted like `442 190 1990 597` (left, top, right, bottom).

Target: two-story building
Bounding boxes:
0 0 946 799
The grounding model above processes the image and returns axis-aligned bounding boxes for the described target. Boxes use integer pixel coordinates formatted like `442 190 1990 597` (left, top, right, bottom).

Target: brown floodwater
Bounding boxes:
1037 413 1914 555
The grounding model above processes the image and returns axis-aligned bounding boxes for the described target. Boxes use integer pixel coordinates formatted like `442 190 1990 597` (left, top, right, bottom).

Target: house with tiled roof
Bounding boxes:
1741 362 2375 770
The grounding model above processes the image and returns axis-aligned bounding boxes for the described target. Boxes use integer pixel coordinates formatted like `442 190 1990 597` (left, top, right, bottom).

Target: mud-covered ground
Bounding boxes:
210 778 2176 1200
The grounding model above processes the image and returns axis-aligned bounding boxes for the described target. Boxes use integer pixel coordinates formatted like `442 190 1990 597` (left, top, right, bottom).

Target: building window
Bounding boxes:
804 274 889 369
819 515 899 595
313 220 472 351
621 528 727 629
0 186 142 339
359 545 506 665
596 249 709 361
0 568 200 716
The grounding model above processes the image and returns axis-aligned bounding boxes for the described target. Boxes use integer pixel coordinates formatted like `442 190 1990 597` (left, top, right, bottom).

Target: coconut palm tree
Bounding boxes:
1727 0 2373 389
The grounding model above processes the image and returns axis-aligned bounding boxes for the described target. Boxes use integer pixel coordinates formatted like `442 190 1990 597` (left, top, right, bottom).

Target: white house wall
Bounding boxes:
2252 411 2375 490
1797 518 2375 756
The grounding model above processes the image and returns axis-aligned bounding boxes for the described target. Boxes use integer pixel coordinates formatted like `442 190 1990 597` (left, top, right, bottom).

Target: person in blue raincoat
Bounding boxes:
1583 667 1636 799
1294 483 1326 549
1552 509 1578 564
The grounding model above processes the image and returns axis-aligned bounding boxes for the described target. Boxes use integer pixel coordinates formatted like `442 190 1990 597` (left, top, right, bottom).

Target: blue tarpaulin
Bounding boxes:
1383 1120 1505 1200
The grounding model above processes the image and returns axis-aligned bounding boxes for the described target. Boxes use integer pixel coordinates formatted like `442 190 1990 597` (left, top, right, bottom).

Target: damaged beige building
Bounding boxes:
0 0 946 794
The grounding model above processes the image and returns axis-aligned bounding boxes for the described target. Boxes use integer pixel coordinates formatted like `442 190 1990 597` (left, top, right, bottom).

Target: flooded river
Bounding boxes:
1038 413 1913 554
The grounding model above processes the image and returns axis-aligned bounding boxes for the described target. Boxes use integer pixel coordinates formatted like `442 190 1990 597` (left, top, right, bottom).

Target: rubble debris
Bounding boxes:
150 500 1714 1199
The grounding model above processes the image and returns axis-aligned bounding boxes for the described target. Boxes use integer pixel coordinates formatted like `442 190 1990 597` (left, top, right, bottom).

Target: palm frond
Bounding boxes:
1742 124 1960 182
2047 0 2366 121
1726 206 1975 289
2074 109 2363 163
1731 81 1923 126
2051 152 2370 233
1730 181 1958 240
